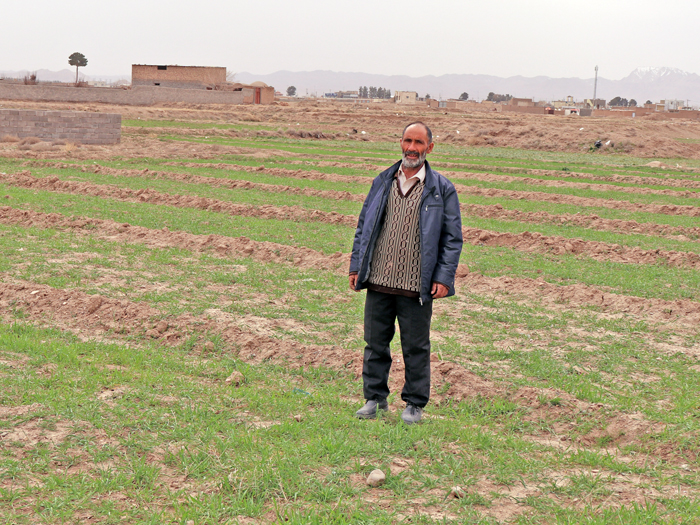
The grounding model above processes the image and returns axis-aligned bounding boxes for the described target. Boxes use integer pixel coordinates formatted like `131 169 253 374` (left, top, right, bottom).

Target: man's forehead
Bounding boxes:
402 124 429 140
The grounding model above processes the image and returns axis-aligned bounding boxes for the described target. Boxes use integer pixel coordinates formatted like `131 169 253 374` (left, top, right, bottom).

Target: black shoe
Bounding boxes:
355 400 388 419
401 404 423 425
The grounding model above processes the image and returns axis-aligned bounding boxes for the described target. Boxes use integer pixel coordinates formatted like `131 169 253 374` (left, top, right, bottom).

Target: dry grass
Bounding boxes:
0 134 20 143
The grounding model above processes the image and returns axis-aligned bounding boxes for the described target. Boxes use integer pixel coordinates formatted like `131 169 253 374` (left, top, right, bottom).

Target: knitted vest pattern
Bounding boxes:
368 180 424 293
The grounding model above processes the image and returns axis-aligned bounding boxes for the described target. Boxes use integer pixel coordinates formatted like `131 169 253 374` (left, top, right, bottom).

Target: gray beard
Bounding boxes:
402 150 427 169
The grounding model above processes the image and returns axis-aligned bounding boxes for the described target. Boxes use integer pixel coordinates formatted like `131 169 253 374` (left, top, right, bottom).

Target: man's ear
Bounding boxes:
427 142 434 154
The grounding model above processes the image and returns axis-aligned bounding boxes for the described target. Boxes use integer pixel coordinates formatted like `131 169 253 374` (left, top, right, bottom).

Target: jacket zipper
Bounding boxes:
418 186 434 306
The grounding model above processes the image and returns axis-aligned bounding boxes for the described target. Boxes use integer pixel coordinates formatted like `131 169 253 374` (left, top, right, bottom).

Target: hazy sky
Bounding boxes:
3 0 698 80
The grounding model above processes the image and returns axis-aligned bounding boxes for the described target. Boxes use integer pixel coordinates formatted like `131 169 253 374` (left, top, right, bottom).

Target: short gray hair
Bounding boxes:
402 121 433 143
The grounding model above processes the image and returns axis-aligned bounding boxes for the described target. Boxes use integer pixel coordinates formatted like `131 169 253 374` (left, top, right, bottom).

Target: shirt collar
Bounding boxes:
397 163 426 184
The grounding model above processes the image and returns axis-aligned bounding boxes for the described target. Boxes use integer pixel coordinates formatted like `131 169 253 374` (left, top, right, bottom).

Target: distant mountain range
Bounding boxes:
0 69 128 84
1 67 697 105
236 67 699 104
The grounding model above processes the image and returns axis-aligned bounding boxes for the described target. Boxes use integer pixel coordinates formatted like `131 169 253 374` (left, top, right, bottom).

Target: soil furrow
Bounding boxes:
1 206 699 329
28 162 700 242
462 227 700 269
1 275 655 442
462 203 700 241
0 206 349 273
165 161 700 217
6 168 700 271
460 185 700 217
24 161 368 204
0 171 359 227
21 162 700 241
0 278 507 406
449 170 700 199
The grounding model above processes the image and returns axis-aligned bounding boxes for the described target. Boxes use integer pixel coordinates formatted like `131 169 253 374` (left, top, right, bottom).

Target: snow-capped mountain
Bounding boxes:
624 67 693 82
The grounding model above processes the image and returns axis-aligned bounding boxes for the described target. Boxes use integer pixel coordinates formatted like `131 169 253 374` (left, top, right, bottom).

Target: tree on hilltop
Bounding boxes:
286 86 296 97
459 92 469 101
68 52 88 85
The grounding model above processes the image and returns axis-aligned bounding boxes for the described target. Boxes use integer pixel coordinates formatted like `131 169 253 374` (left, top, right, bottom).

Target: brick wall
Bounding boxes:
132 65 226 89
0 109 121 144
0 83 250 105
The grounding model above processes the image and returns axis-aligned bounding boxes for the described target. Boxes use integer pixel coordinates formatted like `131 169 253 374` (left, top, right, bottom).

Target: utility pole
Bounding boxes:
593 65 598 108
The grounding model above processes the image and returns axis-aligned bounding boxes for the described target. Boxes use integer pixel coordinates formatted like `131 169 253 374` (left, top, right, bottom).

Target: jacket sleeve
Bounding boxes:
431 182 463 294
349 178 377 274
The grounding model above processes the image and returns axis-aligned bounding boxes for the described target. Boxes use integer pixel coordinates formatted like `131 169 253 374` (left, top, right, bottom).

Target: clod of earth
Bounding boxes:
225 370 244 386
449 486 466 499
366 469 386 487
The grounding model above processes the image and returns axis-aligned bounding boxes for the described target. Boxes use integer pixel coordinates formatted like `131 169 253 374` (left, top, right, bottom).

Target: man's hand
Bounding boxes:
349 274 359 291
431 282 448 299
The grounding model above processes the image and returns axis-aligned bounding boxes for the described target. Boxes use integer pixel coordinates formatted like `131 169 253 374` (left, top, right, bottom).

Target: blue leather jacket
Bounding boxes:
349 160 463 304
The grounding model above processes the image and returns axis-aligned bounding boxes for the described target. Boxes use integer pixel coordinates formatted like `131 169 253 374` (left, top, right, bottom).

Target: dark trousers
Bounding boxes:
363 289 433 408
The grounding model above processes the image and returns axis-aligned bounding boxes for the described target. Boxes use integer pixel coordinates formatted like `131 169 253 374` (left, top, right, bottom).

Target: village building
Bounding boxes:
130 65 274 104
132 65 226 90
394 91 418 104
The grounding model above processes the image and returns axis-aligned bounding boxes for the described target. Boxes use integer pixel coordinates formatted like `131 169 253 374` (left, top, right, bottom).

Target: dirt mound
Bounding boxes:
0 171 358 227
0 206 349 273
450 170 700 199
460 184 700 217
460 273 700 328
463 203 700 241
26 161 367 204
2 206 699 331
463 226 700 269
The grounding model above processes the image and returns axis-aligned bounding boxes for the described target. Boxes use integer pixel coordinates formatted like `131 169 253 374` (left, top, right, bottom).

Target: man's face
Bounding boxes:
400 125 434 169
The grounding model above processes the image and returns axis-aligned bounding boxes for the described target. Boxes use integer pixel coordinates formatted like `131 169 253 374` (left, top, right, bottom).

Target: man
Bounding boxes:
349 122 463 425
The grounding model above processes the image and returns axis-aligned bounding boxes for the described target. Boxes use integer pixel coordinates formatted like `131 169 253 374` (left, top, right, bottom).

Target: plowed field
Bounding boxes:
2 100 700 524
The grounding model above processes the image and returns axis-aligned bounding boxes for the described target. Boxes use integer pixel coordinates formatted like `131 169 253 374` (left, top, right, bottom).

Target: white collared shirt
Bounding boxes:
397 163 426 195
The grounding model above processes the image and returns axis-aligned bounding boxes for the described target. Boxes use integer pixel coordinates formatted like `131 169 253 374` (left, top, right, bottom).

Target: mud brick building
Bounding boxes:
131 65 226 90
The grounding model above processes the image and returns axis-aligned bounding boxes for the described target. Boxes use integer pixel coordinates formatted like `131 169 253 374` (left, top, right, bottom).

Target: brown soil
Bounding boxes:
1 206 699 332
7 168 700 272
448 170 700 199
0 171 358 227
462 227 700 269
462 203 700 241
23 160 700 241
166 160 700 217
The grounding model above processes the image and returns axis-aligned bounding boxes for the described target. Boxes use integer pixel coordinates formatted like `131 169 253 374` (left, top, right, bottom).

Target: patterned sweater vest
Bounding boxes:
368 179 424 296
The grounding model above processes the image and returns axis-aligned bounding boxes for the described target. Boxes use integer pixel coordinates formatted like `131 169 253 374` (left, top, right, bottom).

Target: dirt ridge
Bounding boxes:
462 226 700 269
1 206 699 328
26 162 700 241
7 170 700 271
0 171 359 227
449 170 700 199
164 161 700 217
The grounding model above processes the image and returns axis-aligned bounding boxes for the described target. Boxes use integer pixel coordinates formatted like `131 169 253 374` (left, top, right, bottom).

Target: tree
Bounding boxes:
645 99 652 105
68 52 88 84
425 94 431 100
629 99 637 107
286 86 296 97
369 86 377 98
487 92 496 102
608 96 629 107
458 92 469 101
385 89 391 99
